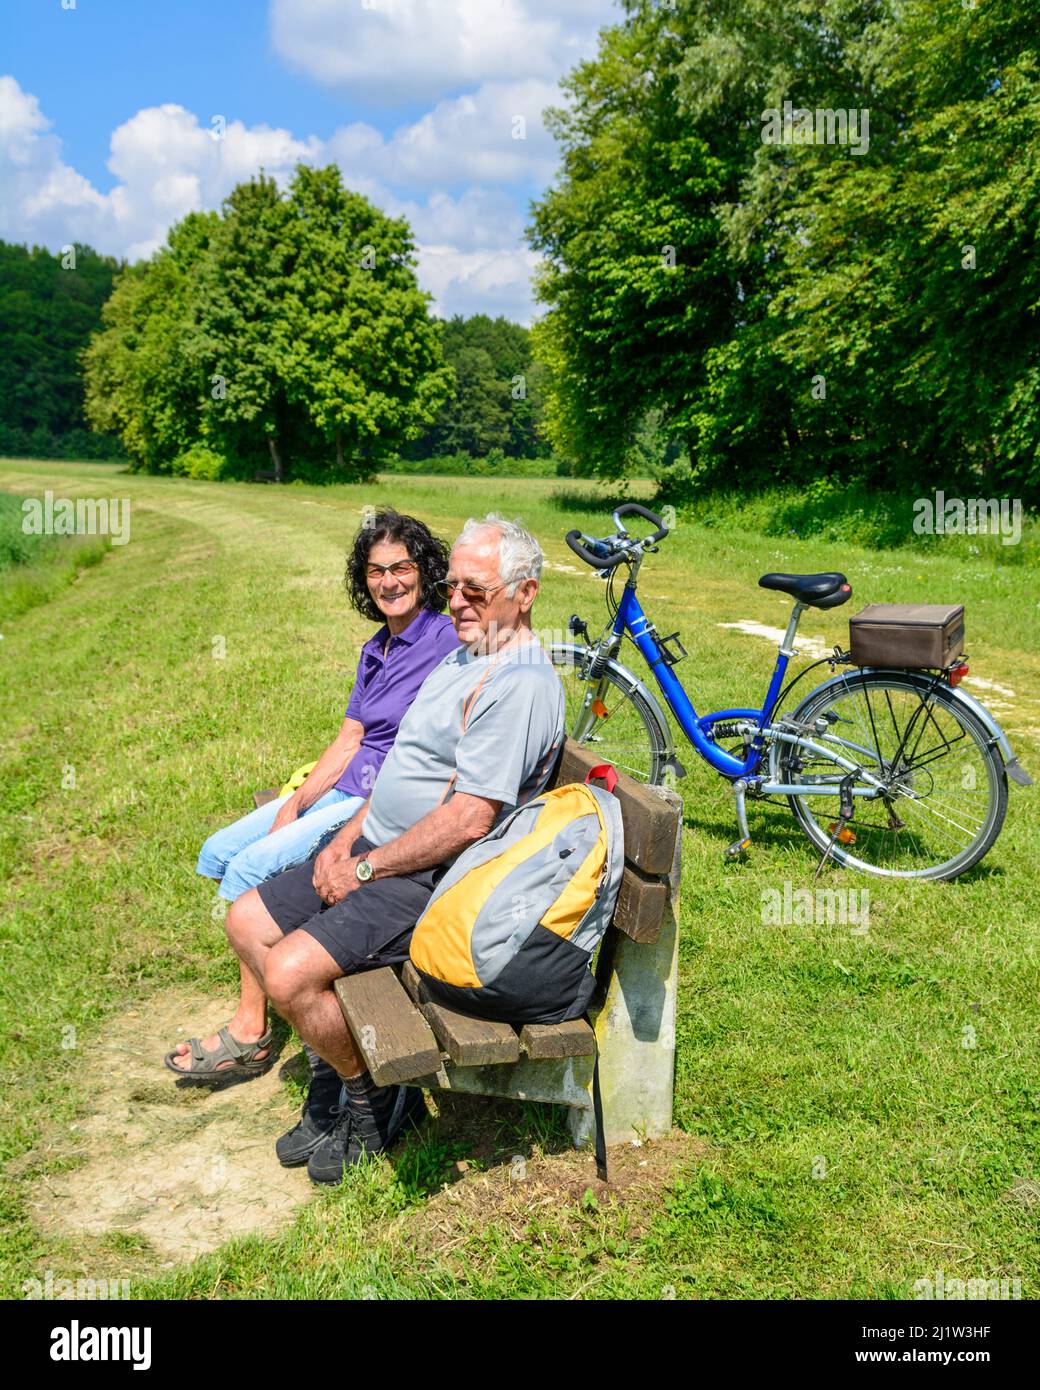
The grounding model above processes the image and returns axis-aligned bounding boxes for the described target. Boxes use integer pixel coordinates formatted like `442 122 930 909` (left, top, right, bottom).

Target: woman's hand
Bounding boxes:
268 794 302 835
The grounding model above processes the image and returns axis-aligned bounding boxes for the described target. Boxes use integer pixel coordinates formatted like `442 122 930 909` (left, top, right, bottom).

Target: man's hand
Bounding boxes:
268 794 302 836
312 835 362 906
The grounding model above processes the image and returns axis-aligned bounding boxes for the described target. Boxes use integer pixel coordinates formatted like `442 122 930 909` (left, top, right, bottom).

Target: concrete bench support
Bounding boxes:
568 785 682 1148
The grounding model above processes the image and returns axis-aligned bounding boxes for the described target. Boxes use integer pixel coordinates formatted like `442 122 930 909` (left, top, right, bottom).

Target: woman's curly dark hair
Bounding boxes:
344 509 450 622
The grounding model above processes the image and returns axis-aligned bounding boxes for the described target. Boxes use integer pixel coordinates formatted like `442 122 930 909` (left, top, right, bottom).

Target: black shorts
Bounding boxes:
256 836 445 976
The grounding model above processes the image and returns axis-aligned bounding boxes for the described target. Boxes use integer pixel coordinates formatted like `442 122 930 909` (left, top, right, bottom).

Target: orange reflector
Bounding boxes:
828 823 857 844
590 699 609 718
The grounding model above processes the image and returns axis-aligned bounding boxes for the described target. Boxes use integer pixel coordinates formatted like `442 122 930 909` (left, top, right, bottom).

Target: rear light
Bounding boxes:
948 663 969 686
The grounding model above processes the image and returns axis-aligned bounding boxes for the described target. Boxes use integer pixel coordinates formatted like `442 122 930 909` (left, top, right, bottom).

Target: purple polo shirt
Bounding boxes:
335 606 460 798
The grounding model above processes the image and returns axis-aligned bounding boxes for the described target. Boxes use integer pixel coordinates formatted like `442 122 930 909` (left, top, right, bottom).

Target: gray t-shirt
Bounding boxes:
362 634 565 851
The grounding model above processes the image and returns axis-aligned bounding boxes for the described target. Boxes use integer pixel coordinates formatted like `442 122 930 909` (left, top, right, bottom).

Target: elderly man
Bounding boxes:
223 514 565 1183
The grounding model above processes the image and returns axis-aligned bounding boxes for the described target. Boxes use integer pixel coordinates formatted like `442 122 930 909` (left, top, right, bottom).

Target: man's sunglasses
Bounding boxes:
435 578 506 605
366 560 418 580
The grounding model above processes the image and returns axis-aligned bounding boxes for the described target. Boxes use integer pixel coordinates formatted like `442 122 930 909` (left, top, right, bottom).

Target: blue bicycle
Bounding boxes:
551 504 1031 880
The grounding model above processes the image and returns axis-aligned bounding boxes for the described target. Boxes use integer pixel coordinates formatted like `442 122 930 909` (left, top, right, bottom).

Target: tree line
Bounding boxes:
0 174 545 480
0 241 125 461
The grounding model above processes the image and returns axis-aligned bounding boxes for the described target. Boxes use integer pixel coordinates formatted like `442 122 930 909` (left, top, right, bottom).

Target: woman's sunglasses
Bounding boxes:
366 560 418 580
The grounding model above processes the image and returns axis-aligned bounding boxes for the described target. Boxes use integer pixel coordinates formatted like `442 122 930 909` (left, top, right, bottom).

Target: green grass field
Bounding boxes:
1 457 1037 1300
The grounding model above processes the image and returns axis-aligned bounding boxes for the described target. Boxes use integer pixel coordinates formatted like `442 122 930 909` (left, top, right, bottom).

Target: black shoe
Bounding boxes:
307 1084 426 1186
275 1072 345 1168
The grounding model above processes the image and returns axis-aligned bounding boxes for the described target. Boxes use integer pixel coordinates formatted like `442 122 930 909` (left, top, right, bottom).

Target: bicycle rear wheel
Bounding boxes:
548 644 670 784
782 671 1007 880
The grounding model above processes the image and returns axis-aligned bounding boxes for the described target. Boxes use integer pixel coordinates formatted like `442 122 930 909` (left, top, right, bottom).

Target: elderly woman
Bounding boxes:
165 509 459 1080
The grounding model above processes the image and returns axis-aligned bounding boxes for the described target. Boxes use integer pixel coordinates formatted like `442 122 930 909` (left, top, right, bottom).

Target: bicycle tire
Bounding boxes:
781 670 1007 880
548 644 671 785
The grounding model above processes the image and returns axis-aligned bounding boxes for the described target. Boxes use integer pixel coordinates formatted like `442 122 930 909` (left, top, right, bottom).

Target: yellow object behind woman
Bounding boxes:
278 761 318 797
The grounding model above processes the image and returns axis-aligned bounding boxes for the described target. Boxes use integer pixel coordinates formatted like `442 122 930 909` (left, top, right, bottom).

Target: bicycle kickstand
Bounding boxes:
725 779 753 859
813 771 856 880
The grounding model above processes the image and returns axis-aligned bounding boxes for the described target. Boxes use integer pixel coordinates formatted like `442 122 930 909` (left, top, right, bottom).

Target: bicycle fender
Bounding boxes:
549 643 677 762
805 666 1033 789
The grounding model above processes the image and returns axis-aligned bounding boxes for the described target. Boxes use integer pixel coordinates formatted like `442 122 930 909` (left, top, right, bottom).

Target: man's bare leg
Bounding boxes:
262 931 363 1077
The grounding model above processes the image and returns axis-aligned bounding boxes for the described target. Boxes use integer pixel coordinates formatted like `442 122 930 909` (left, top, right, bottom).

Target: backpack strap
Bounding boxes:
585 763 616 1182
437 664 497 806
587 1018 609 1183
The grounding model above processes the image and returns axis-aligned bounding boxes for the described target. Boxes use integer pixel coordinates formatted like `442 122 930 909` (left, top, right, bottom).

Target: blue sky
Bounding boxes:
0 0 618 321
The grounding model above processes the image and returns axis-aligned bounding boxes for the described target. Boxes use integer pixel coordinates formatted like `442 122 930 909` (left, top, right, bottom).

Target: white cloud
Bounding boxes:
326 79 560 190
0 81 321 261
0 73 551 317
0 0 617 315
270 0 613 104
418 243 543 323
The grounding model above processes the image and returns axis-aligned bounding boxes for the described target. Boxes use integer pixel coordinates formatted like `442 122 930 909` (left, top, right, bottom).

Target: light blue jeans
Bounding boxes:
196 788 366 901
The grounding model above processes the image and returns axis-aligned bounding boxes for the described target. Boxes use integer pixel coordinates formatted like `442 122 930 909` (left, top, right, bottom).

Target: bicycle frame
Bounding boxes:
609 574 788 779
607 570 882 798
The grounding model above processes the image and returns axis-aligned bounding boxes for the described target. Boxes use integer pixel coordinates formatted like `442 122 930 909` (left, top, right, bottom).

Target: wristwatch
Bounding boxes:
355 858 375 883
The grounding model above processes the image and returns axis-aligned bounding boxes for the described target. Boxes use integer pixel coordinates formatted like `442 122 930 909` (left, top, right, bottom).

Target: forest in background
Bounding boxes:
2 1 1037 500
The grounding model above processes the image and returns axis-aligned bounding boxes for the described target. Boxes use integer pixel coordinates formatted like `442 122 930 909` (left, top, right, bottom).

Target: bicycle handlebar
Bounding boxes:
613 502 670 542
565 503 670 571
565 530 628 570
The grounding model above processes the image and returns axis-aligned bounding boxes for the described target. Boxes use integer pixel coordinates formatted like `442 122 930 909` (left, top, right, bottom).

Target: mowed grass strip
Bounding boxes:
1 457 1037 1299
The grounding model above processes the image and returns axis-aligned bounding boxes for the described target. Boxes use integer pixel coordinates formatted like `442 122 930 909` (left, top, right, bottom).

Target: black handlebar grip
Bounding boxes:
565 529 627 570
614 502 669 543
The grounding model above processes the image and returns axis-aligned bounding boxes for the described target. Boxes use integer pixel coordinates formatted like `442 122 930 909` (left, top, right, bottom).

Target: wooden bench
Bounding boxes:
277 741 683 1166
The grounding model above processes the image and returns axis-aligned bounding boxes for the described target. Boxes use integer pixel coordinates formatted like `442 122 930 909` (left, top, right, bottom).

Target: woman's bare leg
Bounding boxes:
169 940 270 1072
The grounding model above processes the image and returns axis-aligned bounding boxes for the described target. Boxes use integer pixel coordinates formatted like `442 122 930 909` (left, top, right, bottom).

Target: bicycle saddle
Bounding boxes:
758 572 852 608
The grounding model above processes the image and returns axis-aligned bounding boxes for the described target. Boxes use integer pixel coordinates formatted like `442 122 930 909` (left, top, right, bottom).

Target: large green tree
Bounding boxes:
86 165 452 479
529 12 745 477
531 0 1040 498
279 165 454 473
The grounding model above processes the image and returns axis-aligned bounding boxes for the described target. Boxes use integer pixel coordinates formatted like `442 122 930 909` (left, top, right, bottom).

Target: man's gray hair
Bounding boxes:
456 513 543 595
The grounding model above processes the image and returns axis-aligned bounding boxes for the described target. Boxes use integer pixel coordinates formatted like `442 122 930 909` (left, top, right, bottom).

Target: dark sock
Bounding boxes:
341 1070 397 1123
305 1043 338 1084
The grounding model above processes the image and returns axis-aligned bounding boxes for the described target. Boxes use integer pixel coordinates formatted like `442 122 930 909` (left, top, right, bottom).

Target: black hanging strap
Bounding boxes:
591 1042 609 1183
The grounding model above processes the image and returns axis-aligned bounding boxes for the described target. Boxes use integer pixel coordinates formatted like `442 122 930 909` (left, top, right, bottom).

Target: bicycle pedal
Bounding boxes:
827 822 857 845
724 837 752 859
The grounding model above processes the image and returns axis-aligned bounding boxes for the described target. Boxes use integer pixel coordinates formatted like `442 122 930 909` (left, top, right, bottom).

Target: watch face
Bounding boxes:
356 858 374 882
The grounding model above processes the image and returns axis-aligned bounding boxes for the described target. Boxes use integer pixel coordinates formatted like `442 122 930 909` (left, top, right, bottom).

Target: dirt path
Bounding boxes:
29 991 315 1263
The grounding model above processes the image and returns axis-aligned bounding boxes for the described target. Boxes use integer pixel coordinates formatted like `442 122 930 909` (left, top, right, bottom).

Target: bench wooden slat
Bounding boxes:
400 962 520 1066
614 865 668 944
520 1019 595 1059
253 788 280 809
555 742 680 876
335 969 441 1086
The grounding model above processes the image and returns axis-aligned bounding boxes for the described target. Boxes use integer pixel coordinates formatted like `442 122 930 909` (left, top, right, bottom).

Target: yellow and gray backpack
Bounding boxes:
409 768 625 1024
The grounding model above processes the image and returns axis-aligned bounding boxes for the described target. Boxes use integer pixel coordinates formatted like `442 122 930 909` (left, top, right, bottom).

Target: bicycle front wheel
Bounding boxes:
548 644 670 784
782 671 1007 880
